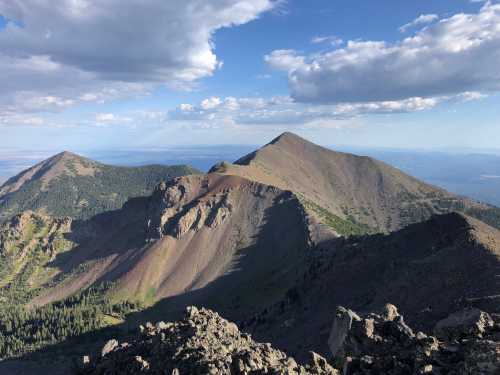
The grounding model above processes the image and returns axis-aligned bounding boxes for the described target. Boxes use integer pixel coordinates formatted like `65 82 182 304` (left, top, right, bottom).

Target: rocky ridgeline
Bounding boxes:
78 304 499 375
329 304 500 374
78 306 338 375
146 177 236 240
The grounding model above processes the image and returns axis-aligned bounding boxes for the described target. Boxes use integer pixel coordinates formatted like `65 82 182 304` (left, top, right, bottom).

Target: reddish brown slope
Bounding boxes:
212 132 495 232
31 173 312 316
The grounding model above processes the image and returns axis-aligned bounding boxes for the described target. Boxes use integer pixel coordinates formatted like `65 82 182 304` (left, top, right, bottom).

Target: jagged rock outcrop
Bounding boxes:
30 172 311 308
78 307 338 375
329 304 500 374
147 177 235 239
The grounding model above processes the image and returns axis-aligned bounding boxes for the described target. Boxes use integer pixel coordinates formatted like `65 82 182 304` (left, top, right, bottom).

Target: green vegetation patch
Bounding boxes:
0 282 141 360
301 199 372 236
0 164 200 223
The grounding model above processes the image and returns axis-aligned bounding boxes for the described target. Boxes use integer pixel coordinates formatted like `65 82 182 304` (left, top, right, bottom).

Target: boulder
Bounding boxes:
328 306 361 357
434 307 494 340
101 339 118 357
380 303 399 322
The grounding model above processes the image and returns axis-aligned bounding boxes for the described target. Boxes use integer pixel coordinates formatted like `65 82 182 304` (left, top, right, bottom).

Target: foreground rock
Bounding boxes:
78 306 338 375
329 304 500 374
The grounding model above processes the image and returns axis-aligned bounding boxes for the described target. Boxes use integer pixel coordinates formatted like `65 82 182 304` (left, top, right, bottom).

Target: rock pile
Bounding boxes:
78 306 338 375
329 304 500 374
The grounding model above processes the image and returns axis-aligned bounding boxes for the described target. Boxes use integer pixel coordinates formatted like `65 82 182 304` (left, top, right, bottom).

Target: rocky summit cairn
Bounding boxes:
78 306 338 374
328 304 500 374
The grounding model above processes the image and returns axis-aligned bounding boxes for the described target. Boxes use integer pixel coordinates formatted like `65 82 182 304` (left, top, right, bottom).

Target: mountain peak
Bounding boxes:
269 132 310 146
0 151 99 199
51 150 87 163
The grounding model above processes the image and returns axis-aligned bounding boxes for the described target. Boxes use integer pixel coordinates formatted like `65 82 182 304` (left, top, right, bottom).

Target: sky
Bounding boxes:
0 0 500 152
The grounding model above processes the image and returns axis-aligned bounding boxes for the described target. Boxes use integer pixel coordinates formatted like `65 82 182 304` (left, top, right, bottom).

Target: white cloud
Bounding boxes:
264 50 305 71
95 113 116 123
266 3 500 104
179 104 195 112
201 97 223 110
0 0 276 116
311 35 343 46
335 97 439 115
399 14 439 33
94 112 133 126
458 91 488 101
0 113 45 126
169 95 442 129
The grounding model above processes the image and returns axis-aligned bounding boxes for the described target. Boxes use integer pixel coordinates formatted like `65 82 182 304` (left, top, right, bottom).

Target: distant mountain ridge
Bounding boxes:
0 151 201 222
211 132 500 232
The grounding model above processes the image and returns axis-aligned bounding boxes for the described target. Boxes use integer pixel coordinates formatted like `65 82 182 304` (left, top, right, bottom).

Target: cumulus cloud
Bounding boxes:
265 50 305 71
0 0 276 116
2 93 443 130
399 14 439 33
169 95 441 129
265 2 500 104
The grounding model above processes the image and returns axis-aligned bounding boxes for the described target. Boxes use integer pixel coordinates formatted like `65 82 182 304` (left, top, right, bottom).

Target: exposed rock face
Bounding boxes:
79 307 338 375
147 175 238 239
329 304 500 374
328 307 362 359
31 173 311 308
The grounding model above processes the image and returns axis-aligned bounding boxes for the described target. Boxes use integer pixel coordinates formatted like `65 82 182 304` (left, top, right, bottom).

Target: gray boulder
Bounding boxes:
328 306 361 357
434 307 494 340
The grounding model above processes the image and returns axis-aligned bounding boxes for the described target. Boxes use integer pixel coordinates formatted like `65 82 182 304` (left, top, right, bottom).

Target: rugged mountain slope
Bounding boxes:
28 173 310 310
2 133 500 370
0 151 200 222
0 172 312 361
244 212 500 361
211 132 500 232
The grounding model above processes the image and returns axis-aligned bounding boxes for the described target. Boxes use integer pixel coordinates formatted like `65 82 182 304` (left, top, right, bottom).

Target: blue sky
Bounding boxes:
0 0 499 152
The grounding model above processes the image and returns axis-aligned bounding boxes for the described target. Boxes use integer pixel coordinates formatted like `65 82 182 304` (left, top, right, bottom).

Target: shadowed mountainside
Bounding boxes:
3 211 499 374
243 212 500 361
